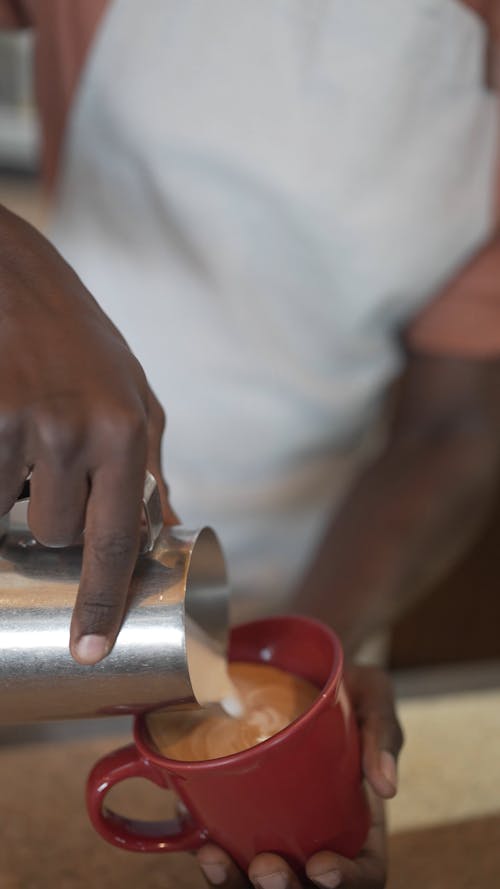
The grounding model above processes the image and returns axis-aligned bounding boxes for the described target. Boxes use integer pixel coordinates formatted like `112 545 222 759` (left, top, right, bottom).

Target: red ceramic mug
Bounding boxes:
86 616 370 871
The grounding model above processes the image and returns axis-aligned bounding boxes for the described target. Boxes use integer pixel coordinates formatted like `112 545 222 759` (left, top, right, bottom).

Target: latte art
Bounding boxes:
147 662 319 762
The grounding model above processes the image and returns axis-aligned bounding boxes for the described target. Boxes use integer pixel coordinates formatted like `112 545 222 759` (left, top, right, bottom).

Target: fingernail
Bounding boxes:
254 874 289 889
199 863 227 885
311 870 342 888
74 634 109 665
380 750 398 794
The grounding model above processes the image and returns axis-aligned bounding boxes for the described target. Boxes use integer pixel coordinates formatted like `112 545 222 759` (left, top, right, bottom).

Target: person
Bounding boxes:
0 2 499 887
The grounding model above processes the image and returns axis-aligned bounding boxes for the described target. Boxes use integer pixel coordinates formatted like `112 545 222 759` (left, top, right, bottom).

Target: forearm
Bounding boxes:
0 203 120 329
294 356 500 657
0 2 30 28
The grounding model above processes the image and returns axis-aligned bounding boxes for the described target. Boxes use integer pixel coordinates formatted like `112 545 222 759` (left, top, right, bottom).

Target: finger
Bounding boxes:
249 852 305 888
0 408 29 515
345 666 404 798
306 790 386 889
307 851 384 889
24 403 88 544
28 464 88 546
70 417 147 664
146 388 179 525
197 844 249 888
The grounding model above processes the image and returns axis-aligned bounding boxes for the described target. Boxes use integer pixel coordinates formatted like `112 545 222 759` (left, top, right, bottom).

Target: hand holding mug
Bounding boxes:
197 665 403 889
88 618 400 881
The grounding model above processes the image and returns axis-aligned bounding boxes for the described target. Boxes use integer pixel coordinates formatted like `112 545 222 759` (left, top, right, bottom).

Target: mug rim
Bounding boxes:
133 615 344 772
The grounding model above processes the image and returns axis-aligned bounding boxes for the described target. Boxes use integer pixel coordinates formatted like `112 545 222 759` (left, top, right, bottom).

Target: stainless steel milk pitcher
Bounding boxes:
0 474 230 723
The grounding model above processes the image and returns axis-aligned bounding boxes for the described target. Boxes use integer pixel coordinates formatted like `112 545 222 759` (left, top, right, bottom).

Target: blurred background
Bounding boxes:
0 28 499 889
0 29 42 222
1 28 499 674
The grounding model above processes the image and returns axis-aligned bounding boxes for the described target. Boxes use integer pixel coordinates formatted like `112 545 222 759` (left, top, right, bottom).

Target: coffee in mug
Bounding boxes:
87 617 371 867
146 662 319 761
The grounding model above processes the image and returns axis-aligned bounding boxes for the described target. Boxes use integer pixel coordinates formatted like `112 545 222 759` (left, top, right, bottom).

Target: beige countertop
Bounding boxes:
0 681 499 888
389 688 500 832
386 687 500 887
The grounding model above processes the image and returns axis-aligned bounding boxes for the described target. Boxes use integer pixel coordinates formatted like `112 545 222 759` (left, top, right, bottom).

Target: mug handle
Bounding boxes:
86 744 207 853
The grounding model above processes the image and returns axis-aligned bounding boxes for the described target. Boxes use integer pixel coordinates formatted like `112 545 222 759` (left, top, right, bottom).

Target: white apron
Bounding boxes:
49 0 498 623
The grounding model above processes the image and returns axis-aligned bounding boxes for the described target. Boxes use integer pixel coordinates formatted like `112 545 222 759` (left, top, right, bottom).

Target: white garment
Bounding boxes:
50 0 498 623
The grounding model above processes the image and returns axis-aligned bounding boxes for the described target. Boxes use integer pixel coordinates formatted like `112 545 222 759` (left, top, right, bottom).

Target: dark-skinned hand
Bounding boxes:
196 665 403 889
0 205 177 664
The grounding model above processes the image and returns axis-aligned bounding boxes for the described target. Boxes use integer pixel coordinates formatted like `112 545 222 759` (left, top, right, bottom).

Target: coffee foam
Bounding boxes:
185 615 242 714
147 662 319 762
